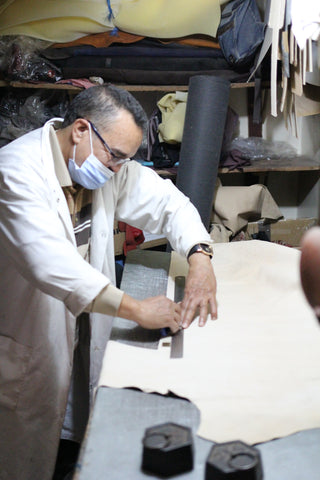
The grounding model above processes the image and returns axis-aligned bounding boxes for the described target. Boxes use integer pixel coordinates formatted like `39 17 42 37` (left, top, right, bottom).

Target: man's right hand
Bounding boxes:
118 293 181 333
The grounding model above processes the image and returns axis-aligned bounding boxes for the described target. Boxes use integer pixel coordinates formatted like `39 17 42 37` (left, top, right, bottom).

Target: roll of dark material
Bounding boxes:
176 75 231 230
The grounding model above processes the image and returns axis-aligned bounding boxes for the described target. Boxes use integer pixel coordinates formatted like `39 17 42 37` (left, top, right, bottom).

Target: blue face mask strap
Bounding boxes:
73 143 77 164
88 123 94 153
72 124 93 168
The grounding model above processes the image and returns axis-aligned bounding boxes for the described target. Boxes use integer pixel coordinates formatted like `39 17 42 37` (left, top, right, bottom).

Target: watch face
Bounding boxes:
188 243 213 260
200 244 213 255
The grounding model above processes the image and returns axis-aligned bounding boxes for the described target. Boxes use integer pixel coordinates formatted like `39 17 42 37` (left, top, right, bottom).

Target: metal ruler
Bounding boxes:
170 276 185 359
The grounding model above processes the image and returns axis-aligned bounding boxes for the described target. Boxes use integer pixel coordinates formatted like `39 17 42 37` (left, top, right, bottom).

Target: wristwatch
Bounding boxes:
187 243 213 260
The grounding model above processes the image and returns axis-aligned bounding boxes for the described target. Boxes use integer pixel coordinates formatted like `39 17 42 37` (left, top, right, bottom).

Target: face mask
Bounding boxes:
68 125 115 189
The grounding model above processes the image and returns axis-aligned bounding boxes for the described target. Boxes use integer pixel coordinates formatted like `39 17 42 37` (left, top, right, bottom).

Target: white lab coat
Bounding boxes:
0 119 211 480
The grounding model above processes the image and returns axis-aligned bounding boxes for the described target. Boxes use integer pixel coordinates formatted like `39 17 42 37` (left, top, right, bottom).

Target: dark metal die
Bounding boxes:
205 440 263 480
142 422 194 477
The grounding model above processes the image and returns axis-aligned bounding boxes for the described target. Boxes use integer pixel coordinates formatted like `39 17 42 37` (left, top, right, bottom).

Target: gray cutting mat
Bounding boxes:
110 249 170 348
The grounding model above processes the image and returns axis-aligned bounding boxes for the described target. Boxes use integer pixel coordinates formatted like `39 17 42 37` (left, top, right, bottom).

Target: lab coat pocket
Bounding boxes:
0 335 32 411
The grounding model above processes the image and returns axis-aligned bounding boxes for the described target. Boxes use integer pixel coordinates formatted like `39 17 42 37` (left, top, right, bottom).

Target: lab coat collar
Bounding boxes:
42 118 76 246
48 119 72 188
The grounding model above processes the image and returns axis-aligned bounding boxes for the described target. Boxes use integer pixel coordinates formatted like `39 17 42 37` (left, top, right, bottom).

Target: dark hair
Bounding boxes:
62 84 147 132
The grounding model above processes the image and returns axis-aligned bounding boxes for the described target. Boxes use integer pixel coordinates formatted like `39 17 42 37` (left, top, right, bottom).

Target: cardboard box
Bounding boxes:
139 232 167 250
113 221 126 256
246 218 318 248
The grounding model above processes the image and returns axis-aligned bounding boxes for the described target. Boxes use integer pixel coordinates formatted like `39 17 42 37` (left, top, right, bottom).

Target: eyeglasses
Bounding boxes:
87 120 130 165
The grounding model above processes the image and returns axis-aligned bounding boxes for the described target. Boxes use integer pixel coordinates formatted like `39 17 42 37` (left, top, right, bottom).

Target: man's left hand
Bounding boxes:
180 253 217 329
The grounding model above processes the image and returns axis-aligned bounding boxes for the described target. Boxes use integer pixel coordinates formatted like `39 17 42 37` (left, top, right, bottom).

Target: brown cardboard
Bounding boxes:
113 221 126 256
246 218 318 247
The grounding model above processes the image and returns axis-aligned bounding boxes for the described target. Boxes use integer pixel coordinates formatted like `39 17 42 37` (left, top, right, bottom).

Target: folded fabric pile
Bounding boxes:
0 0 265 85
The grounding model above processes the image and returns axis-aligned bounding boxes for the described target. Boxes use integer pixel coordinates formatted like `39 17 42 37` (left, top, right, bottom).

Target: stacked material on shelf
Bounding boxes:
250 0 320 126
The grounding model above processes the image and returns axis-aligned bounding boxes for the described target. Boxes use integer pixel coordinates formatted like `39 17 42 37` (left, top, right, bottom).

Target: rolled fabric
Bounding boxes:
176 75 230 230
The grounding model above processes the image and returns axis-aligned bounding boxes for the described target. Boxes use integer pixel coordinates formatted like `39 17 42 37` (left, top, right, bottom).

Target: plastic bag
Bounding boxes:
0 35 62 82
0 89 69 146
227 137 297 160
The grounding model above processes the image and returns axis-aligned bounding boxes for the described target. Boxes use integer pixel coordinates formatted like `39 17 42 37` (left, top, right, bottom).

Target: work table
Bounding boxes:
74 249 320 480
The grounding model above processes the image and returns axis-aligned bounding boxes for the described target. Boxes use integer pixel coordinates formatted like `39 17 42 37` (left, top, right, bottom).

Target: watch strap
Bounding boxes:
187 243 213 260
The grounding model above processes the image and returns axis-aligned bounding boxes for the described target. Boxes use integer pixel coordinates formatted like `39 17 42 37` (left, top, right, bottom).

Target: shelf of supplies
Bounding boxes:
0 80 83 91
0 80 257 92
111 82 257 91
154 157 320 178
218 156 320 173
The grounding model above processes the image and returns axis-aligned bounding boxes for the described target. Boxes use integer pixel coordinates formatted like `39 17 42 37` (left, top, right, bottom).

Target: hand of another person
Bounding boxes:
180 254 217 329
300 227 320 320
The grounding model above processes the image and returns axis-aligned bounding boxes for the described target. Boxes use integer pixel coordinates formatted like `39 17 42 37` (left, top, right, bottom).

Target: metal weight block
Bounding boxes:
205 440 263 479
142 422 194 477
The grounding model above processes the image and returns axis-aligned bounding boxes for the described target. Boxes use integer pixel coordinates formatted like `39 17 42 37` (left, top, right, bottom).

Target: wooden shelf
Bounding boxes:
107 82 257 91
0 80 257 92
218 156 320 174
0 79 314 175
154 156 320 178
0 80 83 91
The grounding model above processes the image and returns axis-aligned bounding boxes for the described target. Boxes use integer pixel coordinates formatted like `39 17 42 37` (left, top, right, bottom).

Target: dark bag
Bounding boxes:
147 108 180 169
217 0 266 68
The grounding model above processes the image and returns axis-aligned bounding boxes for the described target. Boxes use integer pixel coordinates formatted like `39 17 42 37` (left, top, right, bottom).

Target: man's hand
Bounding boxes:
180 253 217 329
118 293 181 333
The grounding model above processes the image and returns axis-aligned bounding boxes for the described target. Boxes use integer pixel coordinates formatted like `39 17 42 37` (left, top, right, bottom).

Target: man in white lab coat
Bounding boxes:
0 85 217 480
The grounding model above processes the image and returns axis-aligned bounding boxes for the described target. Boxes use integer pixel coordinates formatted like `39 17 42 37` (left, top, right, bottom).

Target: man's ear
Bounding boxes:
71 118 90 145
